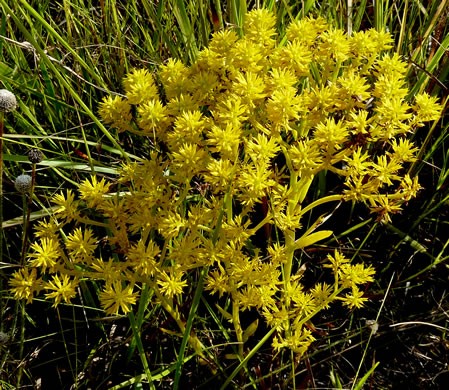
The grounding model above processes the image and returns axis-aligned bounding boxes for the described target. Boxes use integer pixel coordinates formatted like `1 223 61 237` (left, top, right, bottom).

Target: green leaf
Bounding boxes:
215 304 233 322
242 319 258 343
293 230 333 251
353 362 380 390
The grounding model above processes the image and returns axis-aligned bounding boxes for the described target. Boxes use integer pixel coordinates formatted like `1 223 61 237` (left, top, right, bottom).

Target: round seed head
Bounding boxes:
28 148 44 164
0 332 10 345
15 174 32 193
0 89 17 112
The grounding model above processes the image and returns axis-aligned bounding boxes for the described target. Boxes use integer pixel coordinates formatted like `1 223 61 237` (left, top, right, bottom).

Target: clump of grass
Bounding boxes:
1 1 448 389
6 6 445 389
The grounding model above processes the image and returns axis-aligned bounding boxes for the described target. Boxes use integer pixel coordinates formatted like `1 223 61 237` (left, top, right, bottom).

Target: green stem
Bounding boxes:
219 327 276 390
232 300 244 358
146 278 207 359
128 312 156 390
21 164 36 265
283 228 296 286
300 194 343 216
16 302 26 387
249 214 272 235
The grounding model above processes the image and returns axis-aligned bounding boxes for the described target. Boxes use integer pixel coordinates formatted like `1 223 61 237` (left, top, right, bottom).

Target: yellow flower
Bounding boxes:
266 86 302 132
170 142 209 180
347 110 371 135
98 95 132 133
168 110 208 149
44 274 79 307
230 39 266 73
236 161 276 206
412 92 442 125
159 58 191 99
204 158 236 192
344 147 371 177
274 327 315 355
373 74 408 100
207 123 242 160
52 189 80 222
79 176 111 208
243 8 277 47
399 174 422 201
286 16 327 45
137 98 170 135
232 71 267 109
213 94 248 128
9 268 42 303
372 155 402 186
339 263 376 287
205 268 229 298
337 70 371 109
270 41 313 77
349 30 381 63
369 196 402 223
157 271 188 299
123 68 158 104
292 291 317 318
127 240 160 277
317 29 351 63
65 227 98 263
324 250 350 275
313 118 350 152
91 257 124 283
34 218 60 240
341 286 368 309
209 29 239 56
289 139 323 178
310 282 333 309
375 53 407 78
190 70 220 105
28 238 61 272
99 281 139 315
166 94 198 117
389 138 419 163
158 210 186 239
343 175 377 202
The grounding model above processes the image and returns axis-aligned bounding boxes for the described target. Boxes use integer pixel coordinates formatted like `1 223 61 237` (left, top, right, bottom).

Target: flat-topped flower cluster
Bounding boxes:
10 9 441 356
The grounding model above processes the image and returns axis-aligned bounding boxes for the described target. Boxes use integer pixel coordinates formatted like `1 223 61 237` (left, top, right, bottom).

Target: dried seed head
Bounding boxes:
0 332 10 345
15 174 32 193
28 148 44 164
0 89 17 113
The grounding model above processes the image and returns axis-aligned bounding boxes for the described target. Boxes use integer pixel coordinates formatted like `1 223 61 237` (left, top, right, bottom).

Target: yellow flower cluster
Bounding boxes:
10 9 442 357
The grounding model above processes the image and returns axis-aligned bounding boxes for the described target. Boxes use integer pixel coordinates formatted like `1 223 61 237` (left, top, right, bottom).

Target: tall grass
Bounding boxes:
1 0 448 388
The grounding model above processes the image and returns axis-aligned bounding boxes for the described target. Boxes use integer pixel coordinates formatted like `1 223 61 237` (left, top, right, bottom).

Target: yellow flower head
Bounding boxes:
99 281 139 315
44 274 79 307
9 268 42 303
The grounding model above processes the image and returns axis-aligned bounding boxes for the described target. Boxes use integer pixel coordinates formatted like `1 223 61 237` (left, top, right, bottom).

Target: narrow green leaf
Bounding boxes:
242 319 258 343
292 230 333 251
353 362 380 390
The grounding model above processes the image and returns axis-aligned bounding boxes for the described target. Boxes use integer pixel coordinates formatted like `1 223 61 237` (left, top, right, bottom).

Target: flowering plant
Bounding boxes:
10 9 441 361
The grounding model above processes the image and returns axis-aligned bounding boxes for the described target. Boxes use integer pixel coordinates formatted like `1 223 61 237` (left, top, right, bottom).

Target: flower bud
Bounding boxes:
15 174 32 193
0 89 17 112
28 149 44 164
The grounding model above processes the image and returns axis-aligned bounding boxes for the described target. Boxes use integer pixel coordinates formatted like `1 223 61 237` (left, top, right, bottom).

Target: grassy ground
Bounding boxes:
1 0 449 389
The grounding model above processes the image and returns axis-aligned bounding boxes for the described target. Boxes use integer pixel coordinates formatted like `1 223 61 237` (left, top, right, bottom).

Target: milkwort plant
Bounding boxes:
9 8 442 371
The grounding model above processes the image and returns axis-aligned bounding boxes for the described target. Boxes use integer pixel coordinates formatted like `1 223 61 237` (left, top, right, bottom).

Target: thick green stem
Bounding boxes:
283 227 296 286
232 300 244 358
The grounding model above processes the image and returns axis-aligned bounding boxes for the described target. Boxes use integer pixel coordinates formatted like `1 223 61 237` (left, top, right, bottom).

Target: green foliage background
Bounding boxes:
1 1 448 389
